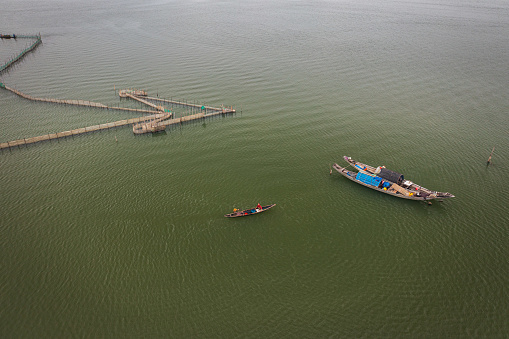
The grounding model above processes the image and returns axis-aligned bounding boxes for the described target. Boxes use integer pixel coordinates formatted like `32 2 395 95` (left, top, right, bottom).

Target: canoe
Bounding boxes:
333 156 454 201
224 204 276 218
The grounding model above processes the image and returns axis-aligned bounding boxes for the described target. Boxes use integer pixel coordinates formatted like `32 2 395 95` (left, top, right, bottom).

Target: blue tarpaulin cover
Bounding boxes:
356 172 382 187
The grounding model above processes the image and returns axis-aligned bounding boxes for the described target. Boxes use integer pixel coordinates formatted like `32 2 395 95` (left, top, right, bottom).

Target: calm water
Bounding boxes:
1 0 508 337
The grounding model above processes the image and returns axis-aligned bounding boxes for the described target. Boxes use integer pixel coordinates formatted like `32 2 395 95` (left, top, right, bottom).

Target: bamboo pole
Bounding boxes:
487 146 495 165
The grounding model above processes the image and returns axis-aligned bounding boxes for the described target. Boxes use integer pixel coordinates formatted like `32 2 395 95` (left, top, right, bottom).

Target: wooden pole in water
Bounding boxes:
487 146 495 165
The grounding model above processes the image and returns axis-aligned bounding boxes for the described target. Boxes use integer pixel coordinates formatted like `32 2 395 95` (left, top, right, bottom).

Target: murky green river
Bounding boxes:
1 0 508 337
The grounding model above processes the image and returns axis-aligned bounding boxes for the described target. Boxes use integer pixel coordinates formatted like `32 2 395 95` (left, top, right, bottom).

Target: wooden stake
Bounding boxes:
487 146 495 165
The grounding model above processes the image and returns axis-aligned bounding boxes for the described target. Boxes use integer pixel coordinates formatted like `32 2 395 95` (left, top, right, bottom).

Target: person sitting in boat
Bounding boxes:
256 203 262 211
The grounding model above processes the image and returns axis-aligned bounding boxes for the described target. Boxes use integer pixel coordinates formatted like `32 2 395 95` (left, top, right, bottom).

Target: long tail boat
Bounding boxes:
224 204 276 218
333 156 454 201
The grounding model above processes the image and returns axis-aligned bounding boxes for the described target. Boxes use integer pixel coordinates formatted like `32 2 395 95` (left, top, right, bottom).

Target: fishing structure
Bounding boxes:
0 33 236 150
0 34 41 73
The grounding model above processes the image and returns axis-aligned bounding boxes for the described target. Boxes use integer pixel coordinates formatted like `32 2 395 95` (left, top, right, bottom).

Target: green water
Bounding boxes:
1 0 508 337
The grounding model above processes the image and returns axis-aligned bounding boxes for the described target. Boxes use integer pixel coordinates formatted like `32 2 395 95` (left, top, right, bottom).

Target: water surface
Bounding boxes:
1 0 508 337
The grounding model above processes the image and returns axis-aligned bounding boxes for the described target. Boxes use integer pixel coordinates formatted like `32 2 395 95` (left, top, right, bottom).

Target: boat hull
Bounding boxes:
333 164 425 200
224 204 276 218
333 157 454 201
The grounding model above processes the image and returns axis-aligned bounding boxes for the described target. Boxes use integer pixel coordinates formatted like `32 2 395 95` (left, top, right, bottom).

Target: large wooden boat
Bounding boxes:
333 156 454 201
224 204 276 218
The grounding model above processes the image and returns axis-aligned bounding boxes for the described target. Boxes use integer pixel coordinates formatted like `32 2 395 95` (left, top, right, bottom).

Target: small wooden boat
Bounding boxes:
224 204 276 218
333 156 454 201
